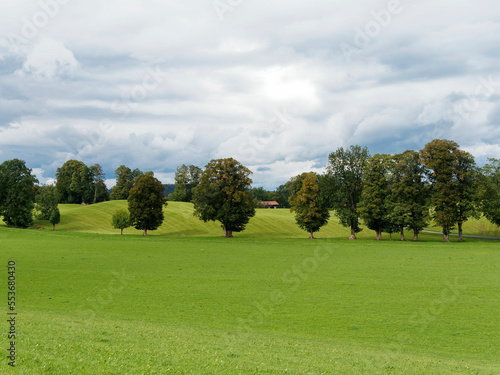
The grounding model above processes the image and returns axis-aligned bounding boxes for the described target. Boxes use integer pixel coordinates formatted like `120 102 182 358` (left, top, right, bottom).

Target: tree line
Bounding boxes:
0 139 499 241
295 139 499 242
168 139 500 241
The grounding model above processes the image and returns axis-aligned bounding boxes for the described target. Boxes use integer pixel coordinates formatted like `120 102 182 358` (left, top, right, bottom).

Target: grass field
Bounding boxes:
26 200 500 240
1 202 500 374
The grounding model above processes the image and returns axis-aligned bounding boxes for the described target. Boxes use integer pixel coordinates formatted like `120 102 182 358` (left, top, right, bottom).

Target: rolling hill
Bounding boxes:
18 200 500 239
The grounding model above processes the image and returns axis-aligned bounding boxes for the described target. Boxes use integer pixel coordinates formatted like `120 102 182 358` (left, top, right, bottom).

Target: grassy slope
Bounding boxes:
2 229 499 374
426 215 500 238
30 201 358 238
22 200 500 239
1 202 499 373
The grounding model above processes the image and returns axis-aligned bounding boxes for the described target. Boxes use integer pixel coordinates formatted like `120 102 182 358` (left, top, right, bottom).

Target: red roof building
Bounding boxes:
260 201 279 209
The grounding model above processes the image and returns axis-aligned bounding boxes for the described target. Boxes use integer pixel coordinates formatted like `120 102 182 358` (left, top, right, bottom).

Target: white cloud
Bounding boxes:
15 37 78 79
0 0 499 188
462 143 500 160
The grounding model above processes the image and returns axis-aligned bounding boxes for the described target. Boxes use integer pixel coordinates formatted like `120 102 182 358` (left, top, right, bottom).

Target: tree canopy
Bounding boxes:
420 139 478 242
192 158 255 238
271 183 292 208
481 158 500 227
110 165 142 200
35 184 61 230
127 174 167 236
90 163 108 203
2 138 497 241
49 207 61 231
388 150 430 241
359 154 392 241
0 159 38 228
289 172 329 239
112 209 132 235
56 160 93 204
169 164 202 202
326 145 370 240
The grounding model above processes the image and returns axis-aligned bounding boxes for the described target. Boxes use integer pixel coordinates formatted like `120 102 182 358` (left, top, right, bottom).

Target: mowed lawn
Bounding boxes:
1 227 499 374
27 200 500 239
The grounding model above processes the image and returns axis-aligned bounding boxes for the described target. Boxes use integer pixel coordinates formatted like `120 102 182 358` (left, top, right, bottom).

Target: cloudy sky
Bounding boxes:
1 0 499 189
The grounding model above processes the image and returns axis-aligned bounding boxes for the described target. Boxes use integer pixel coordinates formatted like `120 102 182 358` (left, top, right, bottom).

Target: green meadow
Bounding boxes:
1 202 499 374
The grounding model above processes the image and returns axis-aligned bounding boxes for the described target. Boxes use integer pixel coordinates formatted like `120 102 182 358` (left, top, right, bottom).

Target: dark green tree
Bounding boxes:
110 165 141 200
164 184 175 198
271 183 291 208
288 173 308 200
56 160 92 203
251 187 274 207
132 168 144 178
111 208 132 235
170 164 202 202
0 159 38 228
128 174 167 236
420 139 477 242
453 150 480 241
250 187 269 202
318 173 336 209
49 207 61 231
481 158 500 227
326 145 370 240
192 158 255 238
359 154 392 241
35 185 60 224
420 139 458 242
389 150 430 242
290 172 330 239
90 163 108 203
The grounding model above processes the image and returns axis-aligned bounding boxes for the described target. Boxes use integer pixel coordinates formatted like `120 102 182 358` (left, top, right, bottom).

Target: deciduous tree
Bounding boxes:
421 140 458 242
192 158 255 238
420 139 477 242
90 163 108 203
35 185 61 230
49 207 61 231
110 165 132 200
453 150 480 241
128 174 167 236
111 166 142 200
271 183 292 209
389 151 430 241
326 145 370 240
359 154 392 241
170 164 202 202
111 209 132 235
290 172 329 239
481 158 500 227
0 159 38 228
56 160 92 204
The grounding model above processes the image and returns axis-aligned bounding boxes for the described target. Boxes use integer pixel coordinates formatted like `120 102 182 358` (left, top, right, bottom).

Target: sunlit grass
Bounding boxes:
1 229 499 374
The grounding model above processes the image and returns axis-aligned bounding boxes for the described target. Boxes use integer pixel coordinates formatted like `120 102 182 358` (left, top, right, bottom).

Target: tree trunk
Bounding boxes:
349 226 357 240
389 232 392 241
52 224 55 231
443 227 450 242
400 225 405 241
223 225 233 238
413 229 419 242
93 184 97 204
458 221 463 242
309 229 315 239
376 229 382 241
121 228 123 235
143 228 148 236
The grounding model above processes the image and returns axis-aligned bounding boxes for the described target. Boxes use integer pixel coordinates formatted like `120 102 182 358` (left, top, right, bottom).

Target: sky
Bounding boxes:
0 0 499 189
